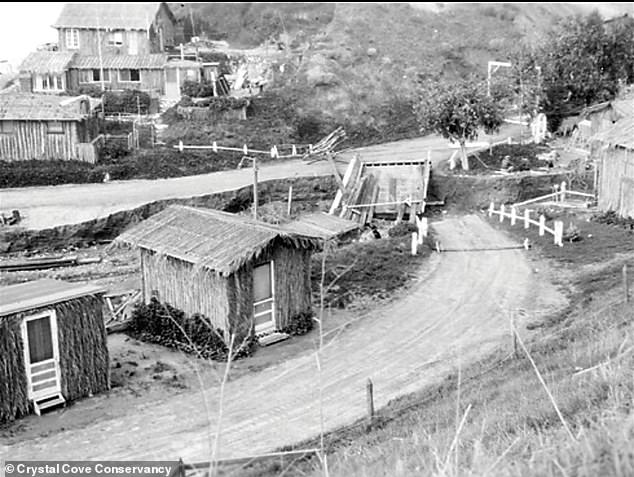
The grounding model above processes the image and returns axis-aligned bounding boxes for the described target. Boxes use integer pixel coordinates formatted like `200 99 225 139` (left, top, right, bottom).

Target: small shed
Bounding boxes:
0 94 101 162
593 116 634 219
116 206 322 339
0 279 109 423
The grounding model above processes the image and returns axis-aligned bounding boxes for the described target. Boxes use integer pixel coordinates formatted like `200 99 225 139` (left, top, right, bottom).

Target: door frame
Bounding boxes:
21 309 62 400
253 260 276 333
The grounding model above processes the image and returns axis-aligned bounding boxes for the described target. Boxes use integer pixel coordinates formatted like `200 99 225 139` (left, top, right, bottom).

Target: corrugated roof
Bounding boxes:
53 3 164 30
70 54 167 70
116 206 322 276
593 116 634 149
280 213 361 240
1 279 105 317
19 51 76 74
0 94 87 120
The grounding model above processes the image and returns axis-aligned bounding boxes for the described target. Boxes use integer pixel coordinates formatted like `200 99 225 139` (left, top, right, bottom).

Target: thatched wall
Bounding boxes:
0 295 109 424
598 146 634 219
141 249 232 331
140 241 313 340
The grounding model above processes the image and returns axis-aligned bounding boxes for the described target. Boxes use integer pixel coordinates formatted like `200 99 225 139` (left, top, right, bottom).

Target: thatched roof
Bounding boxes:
593 116 634 150
1 279 105 317
281 212 361 240
53 3 173 30
70 54 168 70
19 51 76 74
0 94 88 121
116 206 322 276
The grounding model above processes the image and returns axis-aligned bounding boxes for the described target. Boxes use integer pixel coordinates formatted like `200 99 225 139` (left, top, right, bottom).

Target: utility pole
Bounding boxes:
237 155 259 220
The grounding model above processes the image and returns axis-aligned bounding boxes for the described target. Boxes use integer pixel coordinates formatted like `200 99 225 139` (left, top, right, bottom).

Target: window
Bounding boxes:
119 69 140 82
47 122 64 135
80 69 110 83
35 74 64 91
0 121 14 134
108 31 124 47
65 28 79 49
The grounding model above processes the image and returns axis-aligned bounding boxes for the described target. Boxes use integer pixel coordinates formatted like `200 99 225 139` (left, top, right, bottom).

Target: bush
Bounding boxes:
281 311 314 336
388 222 418 237
129 298 257 361
103 90 151 114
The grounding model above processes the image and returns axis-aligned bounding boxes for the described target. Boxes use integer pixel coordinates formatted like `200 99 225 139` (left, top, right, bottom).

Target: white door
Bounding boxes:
165 68 180 99
21 311 62 401
253 261 275 333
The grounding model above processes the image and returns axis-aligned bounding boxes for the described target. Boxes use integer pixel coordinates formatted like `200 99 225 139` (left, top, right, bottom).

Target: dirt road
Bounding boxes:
1 215 565 461
0 125 521 230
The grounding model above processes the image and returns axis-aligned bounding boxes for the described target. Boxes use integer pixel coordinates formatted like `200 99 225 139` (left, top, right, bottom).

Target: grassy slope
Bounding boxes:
233 213 634 477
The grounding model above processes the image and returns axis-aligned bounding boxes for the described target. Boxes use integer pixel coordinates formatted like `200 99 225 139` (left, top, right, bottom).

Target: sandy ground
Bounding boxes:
0 124 521 230
1 214 566 461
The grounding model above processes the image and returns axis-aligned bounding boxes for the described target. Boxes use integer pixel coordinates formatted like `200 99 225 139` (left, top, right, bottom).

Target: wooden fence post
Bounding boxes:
507 137 512 145
489 202 495 217
624 264 630 303
411 232 418 256
560 181 567 202
366 379 375 422
524 209 530 229
500 204 505 222
287 186 293 216
554 220 564 247
511 207 517 226
539 215 546 236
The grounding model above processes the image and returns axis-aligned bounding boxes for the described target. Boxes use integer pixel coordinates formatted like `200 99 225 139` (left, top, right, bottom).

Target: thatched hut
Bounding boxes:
116 205 322 340
0 279 109 423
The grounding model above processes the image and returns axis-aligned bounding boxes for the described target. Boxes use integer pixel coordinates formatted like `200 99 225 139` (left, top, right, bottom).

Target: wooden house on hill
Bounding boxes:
53 3 177 56
593 116 634 219
18 51 76 94
0 279 109 423
116 206 321 340
0 94 101 162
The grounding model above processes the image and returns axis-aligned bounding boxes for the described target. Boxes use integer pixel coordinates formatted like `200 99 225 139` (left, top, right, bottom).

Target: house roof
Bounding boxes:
280 212 361 240
0 279 105 317
611 99 633 119
52 3 169 30
19 51 76 74
593 116 634 150
116 206 322 276
0 94 88 121
70 54 167 70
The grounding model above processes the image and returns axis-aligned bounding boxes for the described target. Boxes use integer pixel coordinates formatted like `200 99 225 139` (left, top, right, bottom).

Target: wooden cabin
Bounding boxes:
18 51 76 94
0 94 101 162
0 279 109 423
53 3 176 56
116 206 321 340
593 116 634 219
67 54 167 95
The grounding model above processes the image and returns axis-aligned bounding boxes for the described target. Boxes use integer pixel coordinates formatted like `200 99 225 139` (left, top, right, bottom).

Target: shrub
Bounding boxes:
103 90 151 114
388 222 418 237
281 311 314 336
129 297 257 361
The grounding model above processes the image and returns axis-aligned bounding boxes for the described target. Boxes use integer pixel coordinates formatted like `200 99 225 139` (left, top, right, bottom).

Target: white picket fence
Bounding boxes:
489 202 564 247
512 181 595 209
410 216 429 256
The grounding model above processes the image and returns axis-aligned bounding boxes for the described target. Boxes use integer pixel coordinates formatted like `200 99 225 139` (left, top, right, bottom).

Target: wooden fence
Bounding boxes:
489 202 564 247
511 181 595 209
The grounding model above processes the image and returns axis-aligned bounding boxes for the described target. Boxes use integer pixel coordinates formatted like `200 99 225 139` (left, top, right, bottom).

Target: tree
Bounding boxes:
537 11 634 131
416 79 503 170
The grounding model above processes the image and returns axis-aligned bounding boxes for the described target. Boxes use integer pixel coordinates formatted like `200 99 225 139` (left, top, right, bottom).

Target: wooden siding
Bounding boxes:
68 68 164 95
0 120 81 161
58 29 155 56
598 146 634 218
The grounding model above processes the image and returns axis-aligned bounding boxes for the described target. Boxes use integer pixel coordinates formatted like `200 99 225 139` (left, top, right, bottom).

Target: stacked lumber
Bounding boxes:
303 127 346 160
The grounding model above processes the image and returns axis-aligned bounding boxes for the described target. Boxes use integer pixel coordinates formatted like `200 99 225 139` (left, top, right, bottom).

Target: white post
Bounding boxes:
500 204 505 222
243 144 248 155
523 238 530 250
489 202 495 217
416 216 428 243
435 241 441 253
560 181 567 202
507 137 512 145
554 220 564 247
411 232 418 256
212 141 218 153
511 207 517 226
287 185 293 216
292 144 297 156
524 209 530 229
427 150 431 162
539 215 546 236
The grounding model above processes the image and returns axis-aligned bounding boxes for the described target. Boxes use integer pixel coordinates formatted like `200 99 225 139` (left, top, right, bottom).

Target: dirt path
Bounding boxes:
1 214 565 461
0 125 521 230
